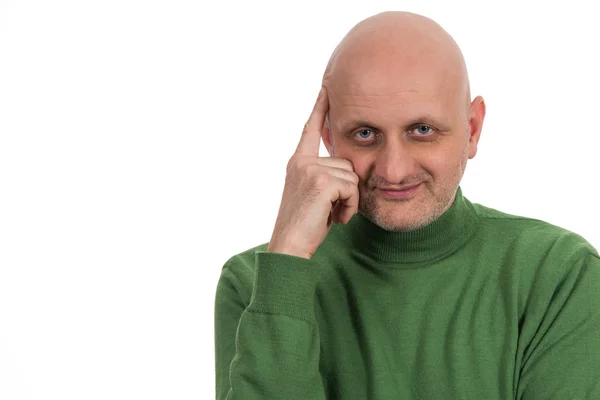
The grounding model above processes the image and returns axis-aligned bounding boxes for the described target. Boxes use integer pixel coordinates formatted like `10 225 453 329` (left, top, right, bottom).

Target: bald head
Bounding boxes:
317 11 486 232
323 11 471 116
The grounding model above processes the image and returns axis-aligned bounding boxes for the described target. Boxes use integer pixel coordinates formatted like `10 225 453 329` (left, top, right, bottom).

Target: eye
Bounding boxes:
413 125 433 135
355 129 375 141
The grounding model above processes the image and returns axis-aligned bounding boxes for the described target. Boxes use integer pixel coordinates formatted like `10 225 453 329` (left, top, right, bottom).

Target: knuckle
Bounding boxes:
302 121 311 135
347 171 359 184
304 162 318 176
287 155 304 172
340 159 354 171
313 173 331 189
286 157 297 173
345 179 356 192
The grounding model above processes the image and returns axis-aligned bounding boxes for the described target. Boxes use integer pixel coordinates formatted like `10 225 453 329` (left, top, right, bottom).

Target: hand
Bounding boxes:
266 87 360 259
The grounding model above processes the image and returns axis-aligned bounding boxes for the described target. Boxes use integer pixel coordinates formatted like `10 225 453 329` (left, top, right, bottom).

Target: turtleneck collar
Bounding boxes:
335 186 479 265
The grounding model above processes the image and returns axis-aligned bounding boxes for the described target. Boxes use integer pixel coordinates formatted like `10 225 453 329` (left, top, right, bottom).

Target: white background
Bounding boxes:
1 0 598 398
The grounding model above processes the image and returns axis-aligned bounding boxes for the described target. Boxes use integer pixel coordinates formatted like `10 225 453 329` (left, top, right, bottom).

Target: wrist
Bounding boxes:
266 242 311 259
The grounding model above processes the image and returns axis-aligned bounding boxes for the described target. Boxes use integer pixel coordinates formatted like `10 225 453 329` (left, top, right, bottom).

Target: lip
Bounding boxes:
378 183 422 199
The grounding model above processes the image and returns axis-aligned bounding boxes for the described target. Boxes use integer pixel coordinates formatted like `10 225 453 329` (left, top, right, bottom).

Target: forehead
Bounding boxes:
328 56 462 110
328 82 459 130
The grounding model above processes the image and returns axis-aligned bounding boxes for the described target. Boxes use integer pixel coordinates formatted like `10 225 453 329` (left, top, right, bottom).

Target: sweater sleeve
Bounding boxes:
517 251 600 399
214 250 326 400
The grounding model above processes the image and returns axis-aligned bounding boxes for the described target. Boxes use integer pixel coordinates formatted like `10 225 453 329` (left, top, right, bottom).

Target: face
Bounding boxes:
322 70 485 232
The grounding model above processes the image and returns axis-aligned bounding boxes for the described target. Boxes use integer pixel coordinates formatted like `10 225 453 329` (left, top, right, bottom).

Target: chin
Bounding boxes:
362 203 434 232
361 180 460 232
376 214 432 232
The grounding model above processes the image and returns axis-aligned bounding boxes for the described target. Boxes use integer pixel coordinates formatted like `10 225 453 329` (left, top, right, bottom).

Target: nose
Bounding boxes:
374 136 417 184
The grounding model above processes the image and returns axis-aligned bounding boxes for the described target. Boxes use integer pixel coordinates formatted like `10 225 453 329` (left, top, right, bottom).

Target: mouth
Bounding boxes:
377 182 422 199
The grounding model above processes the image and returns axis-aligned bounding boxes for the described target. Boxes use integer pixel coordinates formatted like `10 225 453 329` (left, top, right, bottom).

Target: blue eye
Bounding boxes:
356 129 375 140
414 125 433 135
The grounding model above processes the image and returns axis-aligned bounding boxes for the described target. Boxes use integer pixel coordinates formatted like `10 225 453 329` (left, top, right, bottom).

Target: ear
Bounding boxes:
321 112 334 156
467 96 486 159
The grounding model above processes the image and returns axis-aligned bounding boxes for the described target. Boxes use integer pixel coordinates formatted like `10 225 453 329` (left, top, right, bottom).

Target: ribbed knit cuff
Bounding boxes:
247 251 320 323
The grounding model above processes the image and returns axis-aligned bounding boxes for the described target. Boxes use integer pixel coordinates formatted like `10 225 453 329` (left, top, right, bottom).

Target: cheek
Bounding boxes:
436 143 468 175
425 142 468 176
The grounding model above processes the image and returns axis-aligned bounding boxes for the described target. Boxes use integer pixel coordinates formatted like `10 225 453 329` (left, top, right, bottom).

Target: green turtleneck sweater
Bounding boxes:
214 187 600 399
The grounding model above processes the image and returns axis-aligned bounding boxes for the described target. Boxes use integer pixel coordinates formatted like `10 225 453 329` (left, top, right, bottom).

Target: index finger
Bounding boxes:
295 87 329 156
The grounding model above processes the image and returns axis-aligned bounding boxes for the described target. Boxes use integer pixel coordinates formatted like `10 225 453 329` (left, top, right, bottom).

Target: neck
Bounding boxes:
337 186 479 265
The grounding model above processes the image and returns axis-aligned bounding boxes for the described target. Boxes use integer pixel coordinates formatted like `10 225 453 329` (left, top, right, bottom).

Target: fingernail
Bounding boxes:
318 87 325 98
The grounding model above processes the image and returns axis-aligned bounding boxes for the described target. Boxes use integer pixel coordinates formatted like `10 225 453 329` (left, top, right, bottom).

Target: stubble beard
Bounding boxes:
357 148 469 233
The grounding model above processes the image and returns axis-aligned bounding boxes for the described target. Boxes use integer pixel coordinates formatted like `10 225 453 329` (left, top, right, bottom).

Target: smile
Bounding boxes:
377 183 422 199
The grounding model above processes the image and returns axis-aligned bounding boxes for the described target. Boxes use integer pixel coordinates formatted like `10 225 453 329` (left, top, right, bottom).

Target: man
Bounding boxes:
214 11 600 400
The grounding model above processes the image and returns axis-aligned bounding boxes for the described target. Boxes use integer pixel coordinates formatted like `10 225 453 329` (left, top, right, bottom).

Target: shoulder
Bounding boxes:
469 201 600 324
471 201 598 260
469 200 597 297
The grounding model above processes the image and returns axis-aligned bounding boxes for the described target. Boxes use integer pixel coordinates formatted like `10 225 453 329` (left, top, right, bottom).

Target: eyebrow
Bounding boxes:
339 115 449 133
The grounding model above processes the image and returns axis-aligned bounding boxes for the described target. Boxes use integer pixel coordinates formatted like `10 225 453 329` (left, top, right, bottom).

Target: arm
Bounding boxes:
214 251 326 400
517 251 600 399
214 86 355 399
